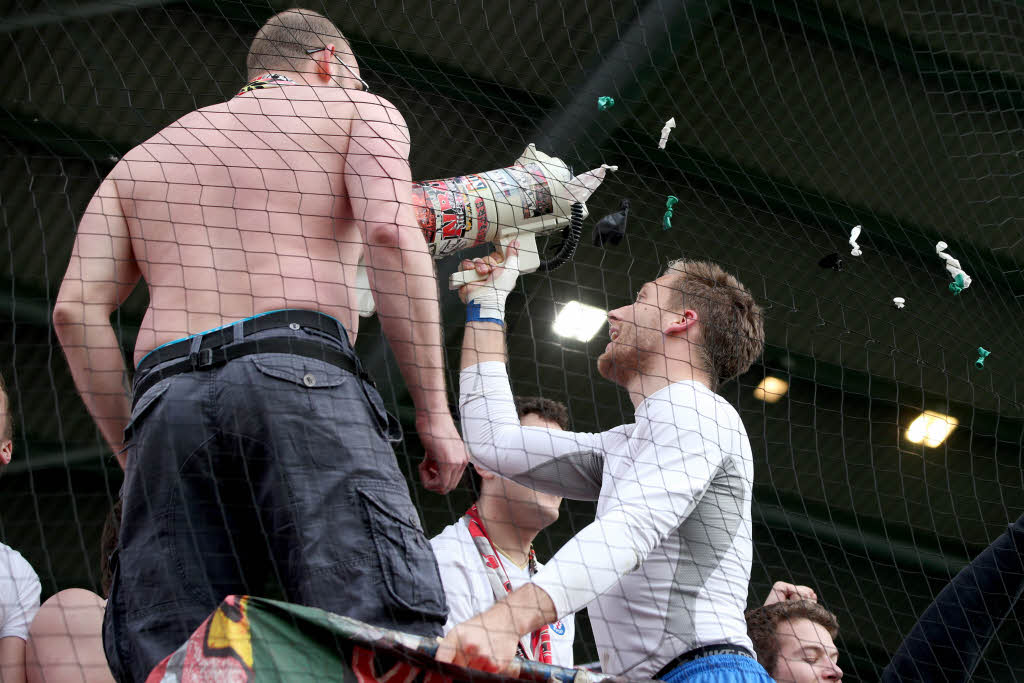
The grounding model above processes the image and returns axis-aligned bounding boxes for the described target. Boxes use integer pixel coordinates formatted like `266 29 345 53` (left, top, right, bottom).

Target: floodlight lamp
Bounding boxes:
552 301 607 342
905 411 958 448
753 376 789 403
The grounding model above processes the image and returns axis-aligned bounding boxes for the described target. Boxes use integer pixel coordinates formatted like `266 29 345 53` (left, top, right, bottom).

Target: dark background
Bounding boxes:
1 0 1022 679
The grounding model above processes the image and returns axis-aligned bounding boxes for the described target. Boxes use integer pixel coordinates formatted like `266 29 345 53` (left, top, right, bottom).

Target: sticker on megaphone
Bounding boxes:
355 144 615 316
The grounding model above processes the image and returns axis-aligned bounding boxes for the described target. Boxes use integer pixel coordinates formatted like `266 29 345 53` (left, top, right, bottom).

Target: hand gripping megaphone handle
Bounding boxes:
448 233 540 290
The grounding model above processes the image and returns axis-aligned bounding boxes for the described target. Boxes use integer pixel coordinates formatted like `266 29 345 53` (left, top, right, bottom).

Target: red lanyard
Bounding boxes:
463 505 553 664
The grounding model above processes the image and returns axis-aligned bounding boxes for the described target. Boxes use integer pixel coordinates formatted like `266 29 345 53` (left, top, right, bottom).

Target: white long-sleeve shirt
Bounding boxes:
0 543 41 642
459 362 754 678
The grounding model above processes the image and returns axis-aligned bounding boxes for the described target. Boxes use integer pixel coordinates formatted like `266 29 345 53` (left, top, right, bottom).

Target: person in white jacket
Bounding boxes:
431 396 576 668
0 373 41 683
436 241 769 683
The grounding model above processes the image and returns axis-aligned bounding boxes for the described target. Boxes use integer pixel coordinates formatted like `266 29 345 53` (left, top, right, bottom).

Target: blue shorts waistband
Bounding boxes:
660 654 772 683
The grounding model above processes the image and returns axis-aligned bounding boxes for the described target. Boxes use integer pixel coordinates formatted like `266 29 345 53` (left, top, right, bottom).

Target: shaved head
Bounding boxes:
247 8 352 80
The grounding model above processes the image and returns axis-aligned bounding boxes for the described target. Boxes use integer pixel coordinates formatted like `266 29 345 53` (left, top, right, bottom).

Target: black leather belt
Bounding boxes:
132 311 373 406
655 644 756 679
137 310 345 373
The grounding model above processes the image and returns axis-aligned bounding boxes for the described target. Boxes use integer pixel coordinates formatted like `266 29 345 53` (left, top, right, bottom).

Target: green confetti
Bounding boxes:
662 195 678 231
949 272 966 295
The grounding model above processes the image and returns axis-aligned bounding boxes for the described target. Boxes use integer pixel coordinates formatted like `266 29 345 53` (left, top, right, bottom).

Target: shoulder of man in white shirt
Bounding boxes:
0 542 41 639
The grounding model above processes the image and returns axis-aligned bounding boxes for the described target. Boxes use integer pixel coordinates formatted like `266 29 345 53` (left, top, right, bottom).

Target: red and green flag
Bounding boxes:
146 595 621 683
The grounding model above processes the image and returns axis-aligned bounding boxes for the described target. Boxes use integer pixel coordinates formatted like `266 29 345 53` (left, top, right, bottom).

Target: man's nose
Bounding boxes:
823 660 843 680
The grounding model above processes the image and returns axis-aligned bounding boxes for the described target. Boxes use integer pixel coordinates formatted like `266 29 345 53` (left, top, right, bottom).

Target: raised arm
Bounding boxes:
343 96 466 493
52 176 140 468
457 244 604 501
459 362 603 501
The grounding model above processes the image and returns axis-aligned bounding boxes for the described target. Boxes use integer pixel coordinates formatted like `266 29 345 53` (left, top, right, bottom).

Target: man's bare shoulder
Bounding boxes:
311 88 407 126
113 113 221 178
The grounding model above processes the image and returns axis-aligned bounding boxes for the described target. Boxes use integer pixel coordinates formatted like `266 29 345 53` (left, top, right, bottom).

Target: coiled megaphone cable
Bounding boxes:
537 202 583 272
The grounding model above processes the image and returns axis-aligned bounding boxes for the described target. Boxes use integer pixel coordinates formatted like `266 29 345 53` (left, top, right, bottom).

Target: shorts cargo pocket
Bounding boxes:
123 382 171 447
357 484 446 618
362 384 403 443
250 354 351 390
250 353 354 418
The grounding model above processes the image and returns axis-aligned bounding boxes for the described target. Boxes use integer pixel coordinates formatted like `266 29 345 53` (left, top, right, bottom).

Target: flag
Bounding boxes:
146 595 623 683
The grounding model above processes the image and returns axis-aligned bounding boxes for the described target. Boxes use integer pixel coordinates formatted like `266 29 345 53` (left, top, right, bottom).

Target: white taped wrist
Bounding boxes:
466 288 507 322
463 251 521 323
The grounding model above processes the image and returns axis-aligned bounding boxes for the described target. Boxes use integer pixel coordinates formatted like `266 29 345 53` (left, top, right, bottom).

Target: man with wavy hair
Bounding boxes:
746 584 843 682
438 243 769 682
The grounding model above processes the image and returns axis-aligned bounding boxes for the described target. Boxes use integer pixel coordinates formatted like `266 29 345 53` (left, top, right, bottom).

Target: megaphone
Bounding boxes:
355 144 615 316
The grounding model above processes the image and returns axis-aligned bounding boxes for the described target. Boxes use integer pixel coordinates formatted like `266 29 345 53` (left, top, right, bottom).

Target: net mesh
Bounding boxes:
1 1 1022 681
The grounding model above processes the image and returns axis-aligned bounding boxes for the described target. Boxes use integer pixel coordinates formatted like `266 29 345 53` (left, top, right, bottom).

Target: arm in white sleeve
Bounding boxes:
531 414 727 618
459 361 605 501
0 553 40 640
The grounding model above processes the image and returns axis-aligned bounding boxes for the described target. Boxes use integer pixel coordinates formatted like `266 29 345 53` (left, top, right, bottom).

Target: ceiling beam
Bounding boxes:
754 499 966 578
0 105 128 163
743 0 1024 114
3 441 114 473
0 0 175 34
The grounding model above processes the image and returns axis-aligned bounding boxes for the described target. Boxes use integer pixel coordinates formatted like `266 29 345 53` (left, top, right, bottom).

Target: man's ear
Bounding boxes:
314 43 336 82
0 440 11 466
665 309 698 337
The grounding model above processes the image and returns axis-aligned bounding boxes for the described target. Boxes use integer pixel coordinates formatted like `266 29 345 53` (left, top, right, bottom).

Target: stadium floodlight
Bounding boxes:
905 411 958 447
553 301 607 342
753 376 789 403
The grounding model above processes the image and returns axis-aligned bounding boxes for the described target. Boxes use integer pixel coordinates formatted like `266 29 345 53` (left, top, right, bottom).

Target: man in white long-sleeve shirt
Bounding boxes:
436 241 769 683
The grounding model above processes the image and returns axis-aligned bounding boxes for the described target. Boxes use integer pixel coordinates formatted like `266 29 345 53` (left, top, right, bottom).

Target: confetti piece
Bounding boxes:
976 347 991 369
949 273 967 295
662 195 678 230
936 241 972 294
818 253 843 271
849 225 863 256
658 117 676 149
593 199 629 247
597 96 615 111
893 297 906 309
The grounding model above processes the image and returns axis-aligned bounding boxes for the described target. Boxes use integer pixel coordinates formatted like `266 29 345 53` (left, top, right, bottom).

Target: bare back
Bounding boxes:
112 84 399 365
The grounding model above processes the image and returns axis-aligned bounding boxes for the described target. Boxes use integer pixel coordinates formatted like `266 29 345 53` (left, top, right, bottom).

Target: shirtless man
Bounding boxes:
53 9 466 681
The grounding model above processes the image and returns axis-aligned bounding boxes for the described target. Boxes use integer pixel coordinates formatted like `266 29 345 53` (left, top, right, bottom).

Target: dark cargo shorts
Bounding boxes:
102 311 447 682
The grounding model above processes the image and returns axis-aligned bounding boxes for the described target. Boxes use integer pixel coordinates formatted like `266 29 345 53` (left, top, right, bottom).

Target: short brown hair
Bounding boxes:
514 396 570 431
247 9 348 80
745 601 840 677
663 260 764 390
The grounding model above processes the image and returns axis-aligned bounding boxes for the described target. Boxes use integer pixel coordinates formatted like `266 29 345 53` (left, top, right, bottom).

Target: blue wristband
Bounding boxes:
466 301 504 326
